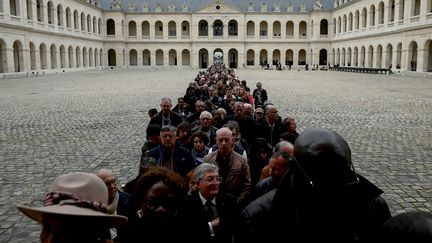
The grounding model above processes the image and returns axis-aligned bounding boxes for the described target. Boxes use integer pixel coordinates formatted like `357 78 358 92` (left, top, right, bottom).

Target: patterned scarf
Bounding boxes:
43 192 107 213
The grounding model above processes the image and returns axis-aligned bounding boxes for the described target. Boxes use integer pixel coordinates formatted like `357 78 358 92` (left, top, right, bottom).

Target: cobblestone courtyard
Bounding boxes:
1 68 431 242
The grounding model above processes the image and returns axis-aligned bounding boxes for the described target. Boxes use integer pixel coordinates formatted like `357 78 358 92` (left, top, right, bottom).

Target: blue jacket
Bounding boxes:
147 144 196 178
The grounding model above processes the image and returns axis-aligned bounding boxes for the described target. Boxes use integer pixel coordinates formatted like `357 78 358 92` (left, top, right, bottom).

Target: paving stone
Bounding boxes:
1 68 431 241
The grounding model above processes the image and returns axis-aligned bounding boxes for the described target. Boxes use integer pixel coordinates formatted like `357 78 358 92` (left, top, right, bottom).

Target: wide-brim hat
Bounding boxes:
17 172 127 228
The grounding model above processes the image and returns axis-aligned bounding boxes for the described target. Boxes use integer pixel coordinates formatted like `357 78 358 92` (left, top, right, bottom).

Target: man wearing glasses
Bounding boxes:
147 125 196 179
95 169 137 243
237 128 391 243
183 163 239 243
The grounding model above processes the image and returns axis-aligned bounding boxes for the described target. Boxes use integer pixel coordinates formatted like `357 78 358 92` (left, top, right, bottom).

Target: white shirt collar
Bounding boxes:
198 191 216 206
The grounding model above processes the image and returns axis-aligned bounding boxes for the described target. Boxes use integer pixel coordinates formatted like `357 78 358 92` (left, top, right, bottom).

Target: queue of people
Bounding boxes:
17 64 432 243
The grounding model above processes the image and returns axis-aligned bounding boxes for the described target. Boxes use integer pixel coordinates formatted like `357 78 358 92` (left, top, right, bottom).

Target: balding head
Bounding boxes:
274 141 294 156
95 169 117 203
216 127 233 158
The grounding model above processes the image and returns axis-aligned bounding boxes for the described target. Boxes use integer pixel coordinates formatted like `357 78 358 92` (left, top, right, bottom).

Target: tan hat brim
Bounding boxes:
17 205 128 228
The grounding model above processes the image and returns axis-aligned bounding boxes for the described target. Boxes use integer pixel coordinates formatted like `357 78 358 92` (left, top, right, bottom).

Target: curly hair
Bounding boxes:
135 166 187 206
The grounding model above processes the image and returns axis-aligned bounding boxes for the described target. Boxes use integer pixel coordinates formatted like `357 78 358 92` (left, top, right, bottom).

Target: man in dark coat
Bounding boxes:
237 128 391 243
148 97 183 128
252 82 268 108
147 125 196 179
183 163 239 243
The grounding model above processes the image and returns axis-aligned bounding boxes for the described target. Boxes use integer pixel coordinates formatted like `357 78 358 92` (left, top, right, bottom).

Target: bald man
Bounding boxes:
203 127 251 207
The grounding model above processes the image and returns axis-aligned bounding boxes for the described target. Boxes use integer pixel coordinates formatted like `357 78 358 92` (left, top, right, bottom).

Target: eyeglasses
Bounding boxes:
144 196 177 211
162 134 175 138
104 179 118 186
201 176 222 184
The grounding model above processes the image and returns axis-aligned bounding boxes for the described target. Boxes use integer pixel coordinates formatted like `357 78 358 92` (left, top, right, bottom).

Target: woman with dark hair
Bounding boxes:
132 166 188 242
190 131 210 166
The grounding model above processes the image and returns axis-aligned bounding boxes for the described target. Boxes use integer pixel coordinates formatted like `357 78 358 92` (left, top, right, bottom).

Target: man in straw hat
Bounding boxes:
17 172 128 243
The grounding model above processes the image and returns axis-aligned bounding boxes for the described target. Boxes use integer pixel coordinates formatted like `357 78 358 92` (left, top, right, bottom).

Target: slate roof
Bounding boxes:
100 0 334 12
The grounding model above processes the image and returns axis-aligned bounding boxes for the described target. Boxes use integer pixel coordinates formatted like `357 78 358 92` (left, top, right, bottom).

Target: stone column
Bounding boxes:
64 50 69 69
32 0 38 22
177 52 182 66
223 21 228 39
382 3 387 25
42 4 48 25
281 23 286 38
394 0 400 23
6 48 15 73
365 49 371 67
163 23 168 40
421 0 429 18
69 50 75 68
51 5 56 26
176 24 181 40
34 48 41 70
46 48 52 69
391 47 398 69
255 51 260 68
268 23 273 39
293 50 298 67
403 0 410 25
267 51 271 67
151 52 156 66
63 9 68 28
21 0 28 20
150 23 155 39
281 51 286 68
23 47 31 72
56 49 61 69
366 9 371 27
4 0 10 19
416 48 425 72
400 47 407 71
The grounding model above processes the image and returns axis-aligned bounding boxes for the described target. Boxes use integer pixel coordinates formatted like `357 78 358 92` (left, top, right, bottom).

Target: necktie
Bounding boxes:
205 200 215 221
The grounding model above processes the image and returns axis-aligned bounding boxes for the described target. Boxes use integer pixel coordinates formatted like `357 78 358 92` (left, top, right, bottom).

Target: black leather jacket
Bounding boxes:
236 173 391 243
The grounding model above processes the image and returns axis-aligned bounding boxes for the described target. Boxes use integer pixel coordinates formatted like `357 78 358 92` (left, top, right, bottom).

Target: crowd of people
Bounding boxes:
18 64 432 243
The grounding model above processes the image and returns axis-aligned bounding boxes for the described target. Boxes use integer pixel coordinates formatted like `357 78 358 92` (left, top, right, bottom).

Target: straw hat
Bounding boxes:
17 172 127 228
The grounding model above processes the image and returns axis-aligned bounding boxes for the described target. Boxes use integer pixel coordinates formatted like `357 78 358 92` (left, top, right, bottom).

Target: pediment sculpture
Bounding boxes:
261 3 267 12
128 2 136 11
274 3 280 12
248 2 254 12
287 2 294 12
111 0 121 10
142 2 149 12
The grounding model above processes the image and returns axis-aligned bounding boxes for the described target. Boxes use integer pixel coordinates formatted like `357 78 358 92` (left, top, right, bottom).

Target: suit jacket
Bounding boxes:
203 151 251 207
148 111 183 128
183 190 239 243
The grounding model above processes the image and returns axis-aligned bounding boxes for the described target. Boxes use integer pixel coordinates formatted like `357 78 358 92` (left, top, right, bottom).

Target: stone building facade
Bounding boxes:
0 0 431 77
